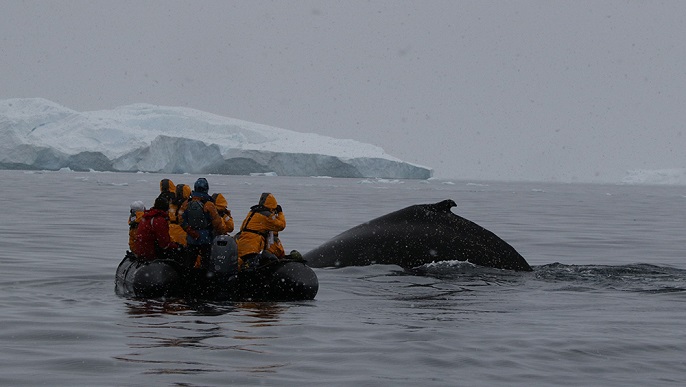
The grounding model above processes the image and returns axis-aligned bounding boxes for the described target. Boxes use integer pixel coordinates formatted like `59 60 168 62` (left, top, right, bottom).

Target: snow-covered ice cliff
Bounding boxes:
0 98 432 179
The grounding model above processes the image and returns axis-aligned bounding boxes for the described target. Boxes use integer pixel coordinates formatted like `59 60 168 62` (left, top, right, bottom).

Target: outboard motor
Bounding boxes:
206 234 239 277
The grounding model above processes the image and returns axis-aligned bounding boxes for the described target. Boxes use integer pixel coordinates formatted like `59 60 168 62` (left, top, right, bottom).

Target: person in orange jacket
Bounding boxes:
180 178 228 270
157 178 176 203
133 197 179 260
236 192 286 269
128 200 145 251
169 183 191 246
265 232 303 262
266 232 285 258
212 193 235 234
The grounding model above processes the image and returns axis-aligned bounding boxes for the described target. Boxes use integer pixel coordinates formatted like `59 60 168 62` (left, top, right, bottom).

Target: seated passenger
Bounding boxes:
157 178 176 203
266 231 285 258
266 232 303 261
212 193 235 234
128 200 145 251
133 197 179 260
169 183 191 246
180 178 228 270
236 193 286 269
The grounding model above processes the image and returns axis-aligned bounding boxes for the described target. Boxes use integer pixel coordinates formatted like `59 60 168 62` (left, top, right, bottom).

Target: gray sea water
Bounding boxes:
1 169 685 386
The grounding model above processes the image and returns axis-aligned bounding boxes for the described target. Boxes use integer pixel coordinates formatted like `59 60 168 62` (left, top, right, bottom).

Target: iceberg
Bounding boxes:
0 98 432 179
621 168 686 186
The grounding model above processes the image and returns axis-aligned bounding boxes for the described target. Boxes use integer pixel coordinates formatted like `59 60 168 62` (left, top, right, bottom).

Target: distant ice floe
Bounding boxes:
622 168 686 186
358 178 404 184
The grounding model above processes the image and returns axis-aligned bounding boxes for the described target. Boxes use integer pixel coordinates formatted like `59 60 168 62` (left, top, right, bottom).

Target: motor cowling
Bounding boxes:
207 235 239 276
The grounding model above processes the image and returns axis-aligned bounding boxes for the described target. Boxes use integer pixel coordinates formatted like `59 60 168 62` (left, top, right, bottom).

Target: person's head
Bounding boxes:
130 200 145 213
153 197 169 212
176 184 191 200
160 178 175 193
213 193 228 211
258 192 278 211
194 178 209 194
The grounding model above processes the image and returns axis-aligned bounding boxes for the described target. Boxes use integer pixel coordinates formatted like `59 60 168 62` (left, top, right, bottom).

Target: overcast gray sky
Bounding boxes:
2 0 685 182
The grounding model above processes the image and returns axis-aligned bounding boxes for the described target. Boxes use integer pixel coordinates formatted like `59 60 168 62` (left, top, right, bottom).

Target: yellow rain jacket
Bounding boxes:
158 178 176 202
266 232 285 258
212 193 235 234
169 184 191 245
128 209 145 251
236 193 286 262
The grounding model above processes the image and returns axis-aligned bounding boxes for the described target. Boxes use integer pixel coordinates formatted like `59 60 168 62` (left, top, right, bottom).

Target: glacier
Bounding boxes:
0 98 432 179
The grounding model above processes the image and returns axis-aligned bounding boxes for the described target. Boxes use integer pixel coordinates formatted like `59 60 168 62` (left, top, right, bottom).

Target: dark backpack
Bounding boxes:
185 200 210 230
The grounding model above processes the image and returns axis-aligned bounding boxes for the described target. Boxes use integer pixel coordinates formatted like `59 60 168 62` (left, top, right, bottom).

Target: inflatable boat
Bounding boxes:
115 235 319 301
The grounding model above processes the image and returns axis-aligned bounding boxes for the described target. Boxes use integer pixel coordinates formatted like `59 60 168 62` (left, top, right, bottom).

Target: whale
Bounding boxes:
303 199 532 271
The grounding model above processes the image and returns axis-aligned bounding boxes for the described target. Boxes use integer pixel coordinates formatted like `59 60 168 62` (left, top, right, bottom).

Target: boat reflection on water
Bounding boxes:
117 298 301 377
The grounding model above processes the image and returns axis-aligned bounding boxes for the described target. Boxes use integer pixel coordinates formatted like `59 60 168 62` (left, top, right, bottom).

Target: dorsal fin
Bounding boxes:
432 199 456 212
